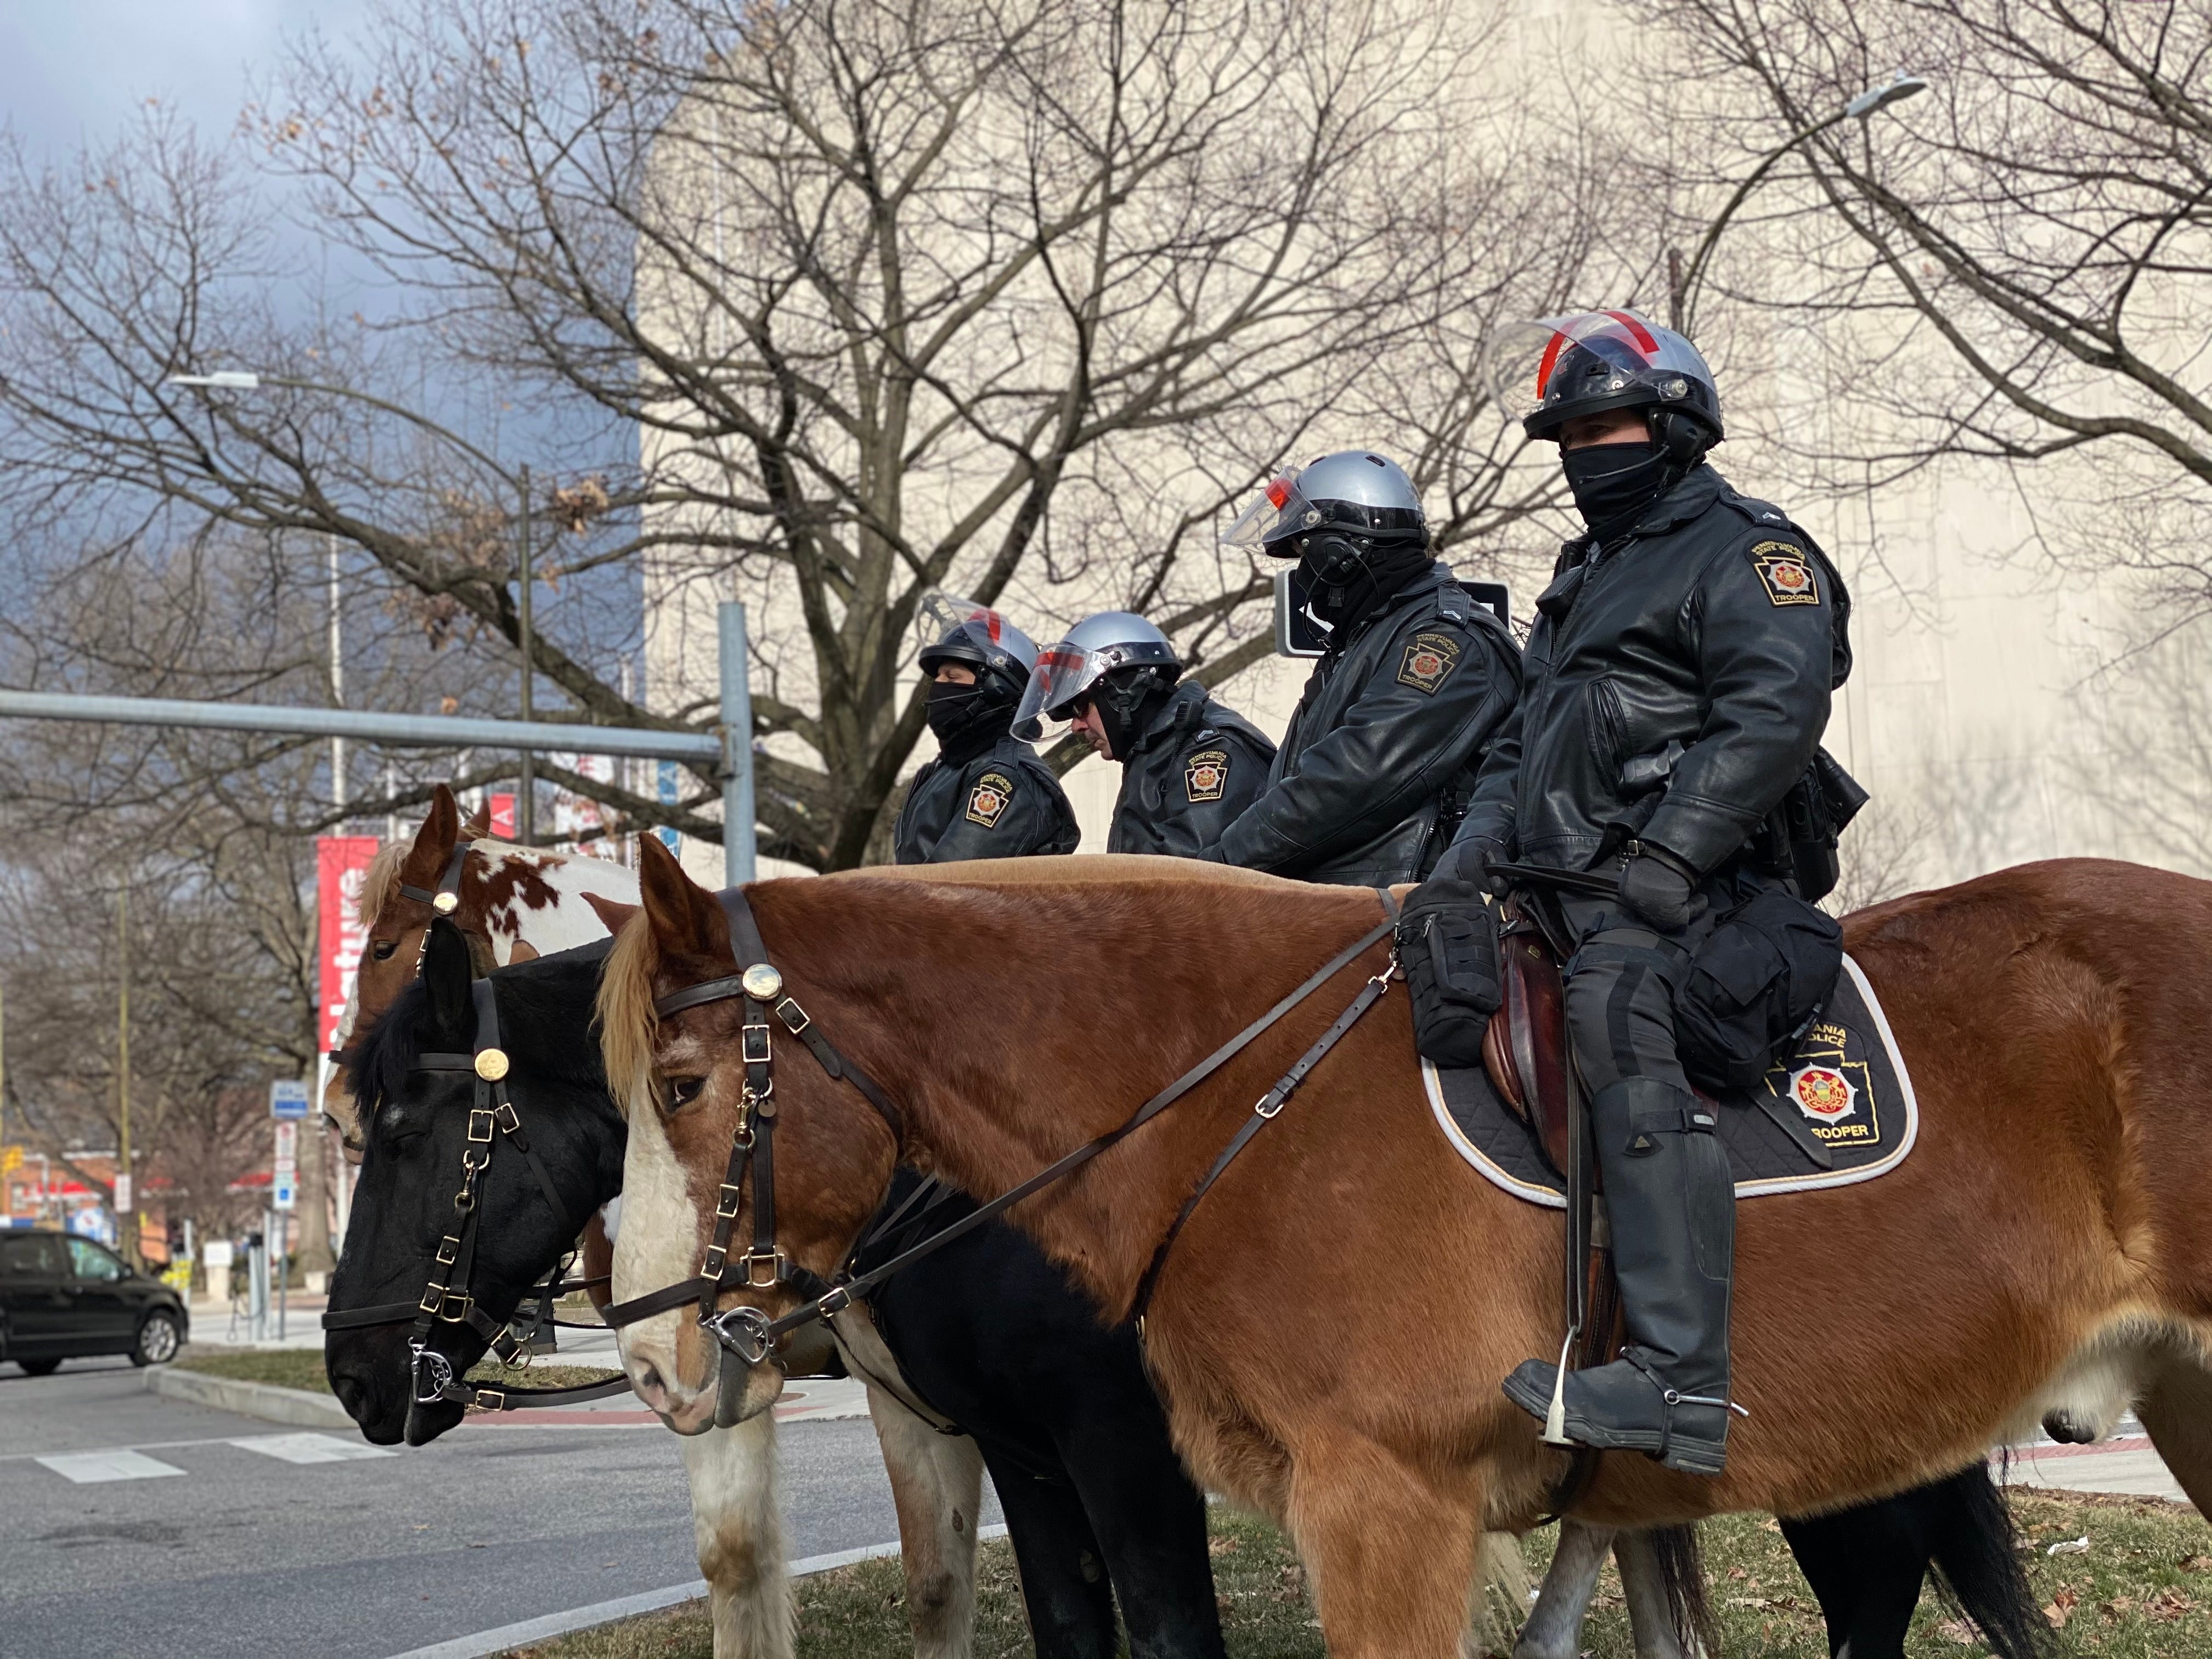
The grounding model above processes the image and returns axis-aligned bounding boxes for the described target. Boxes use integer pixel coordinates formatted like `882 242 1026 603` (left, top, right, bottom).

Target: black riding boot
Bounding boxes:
1503 1079 1739 1475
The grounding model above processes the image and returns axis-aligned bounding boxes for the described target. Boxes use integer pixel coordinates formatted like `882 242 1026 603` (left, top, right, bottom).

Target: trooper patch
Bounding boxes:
1184 749 1230 803
1396 631 1463 694
965 771 1015 828
1749 541 1821 607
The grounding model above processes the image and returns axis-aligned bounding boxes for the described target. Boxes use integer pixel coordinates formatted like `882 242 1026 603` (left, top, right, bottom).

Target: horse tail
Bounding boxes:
1926 1460 2053 1658
1651 1522 1716 1656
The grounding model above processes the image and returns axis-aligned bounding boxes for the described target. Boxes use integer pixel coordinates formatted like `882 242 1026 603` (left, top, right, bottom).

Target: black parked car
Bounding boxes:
0 1231 189 1374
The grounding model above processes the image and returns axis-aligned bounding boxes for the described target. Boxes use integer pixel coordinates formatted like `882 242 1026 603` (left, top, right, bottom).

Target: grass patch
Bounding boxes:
509 1489 2209 1659
168 1346 621 1397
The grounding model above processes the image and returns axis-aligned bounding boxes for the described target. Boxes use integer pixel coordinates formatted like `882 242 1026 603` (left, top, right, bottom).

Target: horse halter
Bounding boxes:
328 837 476 1077
319 975 630 1413
602 885 1403 1372
600 891 906 1363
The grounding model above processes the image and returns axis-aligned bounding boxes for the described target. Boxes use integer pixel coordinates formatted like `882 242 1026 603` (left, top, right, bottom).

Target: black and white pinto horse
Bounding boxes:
325 924 2046 1659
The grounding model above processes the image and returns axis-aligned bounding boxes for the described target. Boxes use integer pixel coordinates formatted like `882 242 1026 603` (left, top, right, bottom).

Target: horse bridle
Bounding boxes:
601 885 1403 1369
319 974 631 1412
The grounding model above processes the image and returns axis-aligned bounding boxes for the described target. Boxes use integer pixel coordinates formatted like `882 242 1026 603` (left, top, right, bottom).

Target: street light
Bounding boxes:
1668 71 1931 336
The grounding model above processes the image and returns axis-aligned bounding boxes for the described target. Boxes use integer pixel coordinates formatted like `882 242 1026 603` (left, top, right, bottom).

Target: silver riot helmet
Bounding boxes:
913 590 1042 703
1011 612 1182 749
1487 309 1722 462
1222 450 1427 566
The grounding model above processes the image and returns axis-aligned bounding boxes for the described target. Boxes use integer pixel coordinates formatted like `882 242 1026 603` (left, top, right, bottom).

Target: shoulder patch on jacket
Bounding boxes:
1748 541 1821 607
965 770 1015 828
1396 630 1463 693
1183 748 1231 803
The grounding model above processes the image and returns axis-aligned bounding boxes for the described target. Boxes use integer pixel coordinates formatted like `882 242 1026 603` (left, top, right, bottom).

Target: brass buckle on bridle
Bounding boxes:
739 1250 783 1290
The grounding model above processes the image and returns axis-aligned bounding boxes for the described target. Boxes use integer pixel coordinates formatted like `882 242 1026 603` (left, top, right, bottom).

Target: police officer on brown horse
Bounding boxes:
895 593 1080 865
1441 312 1855 1477
1017 612 1276 858
1203 452 1521 885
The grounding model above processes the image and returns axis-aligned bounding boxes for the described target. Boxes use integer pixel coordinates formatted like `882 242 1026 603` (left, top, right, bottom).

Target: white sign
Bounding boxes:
113 1173 132 1214
272 1121 298 1213
270 1079 311 1120
203 1239 234 1272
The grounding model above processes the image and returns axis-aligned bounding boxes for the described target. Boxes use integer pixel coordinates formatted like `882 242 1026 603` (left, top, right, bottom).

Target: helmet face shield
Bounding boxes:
1221 468 1316 555
1011 612 1182 738
914 590 1040 685
1486 311 1721 442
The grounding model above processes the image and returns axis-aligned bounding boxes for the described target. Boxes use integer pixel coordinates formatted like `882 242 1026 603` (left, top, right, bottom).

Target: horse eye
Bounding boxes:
371 939 399 961
666 1076 706 1110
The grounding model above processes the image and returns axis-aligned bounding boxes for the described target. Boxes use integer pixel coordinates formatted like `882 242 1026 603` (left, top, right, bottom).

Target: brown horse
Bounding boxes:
600 843 2212 1658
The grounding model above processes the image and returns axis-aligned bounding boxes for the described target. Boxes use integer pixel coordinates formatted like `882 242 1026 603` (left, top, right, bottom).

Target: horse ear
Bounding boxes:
420 918 476 1047
458 794 492 840
404 785 461 887
637 833 731 964
582 892 639 936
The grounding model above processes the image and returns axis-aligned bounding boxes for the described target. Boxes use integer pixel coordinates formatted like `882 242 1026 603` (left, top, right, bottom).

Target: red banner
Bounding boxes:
488 792 516 840
317 836 382 1053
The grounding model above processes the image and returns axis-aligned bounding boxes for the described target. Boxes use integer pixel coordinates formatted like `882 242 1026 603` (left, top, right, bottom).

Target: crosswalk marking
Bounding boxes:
229 1432 398 1465
35 1449 185 1484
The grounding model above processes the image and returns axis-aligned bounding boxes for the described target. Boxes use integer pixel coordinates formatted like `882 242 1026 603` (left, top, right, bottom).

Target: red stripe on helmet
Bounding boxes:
1604 310 1661 357
1533 331 1567 399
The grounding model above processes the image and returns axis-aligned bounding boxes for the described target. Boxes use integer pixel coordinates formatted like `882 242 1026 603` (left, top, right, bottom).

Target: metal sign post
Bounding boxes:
719 601 755 887
272 1121 296 1340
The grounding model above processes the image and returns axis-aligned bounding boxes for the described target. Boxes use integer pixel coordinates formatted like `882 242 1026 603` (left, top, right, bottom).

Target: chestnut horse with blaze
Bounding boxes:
601 845 2212 1658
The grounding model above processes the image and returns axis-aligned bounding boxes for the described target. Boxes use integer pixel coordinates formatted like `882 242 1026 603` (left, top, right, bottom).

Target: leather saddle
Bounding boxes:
1481 896 1575 1180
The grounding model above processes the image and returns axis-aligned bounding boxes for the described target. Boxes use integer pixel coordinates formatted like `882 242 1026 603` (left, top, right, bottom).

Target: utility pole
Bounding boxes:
116 879 134 1266
328 533 346 814
517 464 535 845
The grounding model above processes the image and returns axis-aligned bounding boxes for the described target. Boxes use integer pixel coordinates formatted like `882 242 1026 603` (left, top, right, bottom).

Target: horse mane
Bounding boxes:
355 939 617 1127
593 857 1330 1126
597 913 665 1121
357 842 409 926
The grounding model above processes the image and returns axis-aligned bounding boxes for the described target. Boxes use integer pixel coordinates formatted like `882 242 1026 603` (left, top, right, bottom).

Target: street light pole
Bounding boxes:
328 533 346 814
517 464 535 845
116 878 134 1266
1669 71 1930 336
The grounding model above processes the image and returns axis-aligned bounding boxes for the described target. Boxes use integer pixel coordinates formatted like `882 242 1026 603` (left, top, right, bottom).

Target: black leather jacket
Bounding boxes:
1458 464 1850 877
1213 563 1522 887
893 732 1080 864
1106 680 1277 857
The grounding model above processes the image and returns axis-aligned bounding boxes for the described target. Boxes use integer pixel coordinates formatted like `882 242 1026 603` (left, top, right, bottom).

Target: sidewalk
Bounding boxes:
188 1290 329 1349
2000 1419 2193 1505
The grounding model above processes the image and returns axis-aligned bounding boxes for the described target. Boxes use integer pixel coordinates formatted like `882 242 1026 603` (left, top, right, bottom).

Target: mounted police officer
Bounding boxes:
1202 450 1520 886
1015 612 1276 857
1440 311 1854 1476
894 593 1080 865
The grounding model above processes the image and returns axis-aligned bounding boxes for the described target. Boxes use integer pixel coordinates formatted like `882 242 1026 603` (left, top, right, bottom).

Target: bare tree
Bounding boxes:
0 0 1613 872
1639 0 2212 618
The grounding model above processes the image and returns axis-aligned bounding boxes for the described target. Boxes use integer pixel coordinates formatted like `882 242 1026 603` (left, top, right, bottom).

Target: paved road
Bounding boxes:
0 1356 997 1659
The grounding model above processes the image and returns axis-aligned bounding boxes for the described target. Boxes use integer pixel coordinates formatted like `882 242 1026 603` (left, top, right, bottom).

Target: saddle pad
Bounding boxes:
1427 956 1917 1208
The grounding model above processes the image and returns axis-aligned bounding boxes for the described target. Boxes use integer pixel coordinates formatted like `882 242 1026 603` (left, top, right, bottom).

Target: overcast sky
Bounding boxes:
0 1 374 161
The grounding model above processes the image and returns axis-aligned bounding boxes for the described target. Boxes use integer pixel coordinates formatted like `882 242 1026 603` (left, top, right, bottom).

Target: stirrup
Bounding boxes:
1541 1328 1577 1448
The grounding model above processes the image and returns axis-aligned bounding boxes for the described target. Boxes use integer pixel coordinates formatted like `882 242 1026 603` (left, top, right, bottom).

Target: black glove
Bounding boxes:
1616 842 1700 930
1431 833 1510 895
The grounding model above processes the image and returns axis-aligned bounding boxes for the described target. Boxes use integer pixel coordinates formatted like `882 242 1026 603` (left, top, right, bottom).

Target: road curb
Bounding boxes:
149 1364 356 1428
388 1525 1011 1658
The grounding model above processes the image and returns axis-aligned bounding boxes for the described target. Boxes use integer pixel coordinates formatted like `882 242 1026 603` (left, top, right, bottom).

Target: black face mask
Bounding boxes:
1300 537 1432 632
926 678 1009 760
1560 439 1675 539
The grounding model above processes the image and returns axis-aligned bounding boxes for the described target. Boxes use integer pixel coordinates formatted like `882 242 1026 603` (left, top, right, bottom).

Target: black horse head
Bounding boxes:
324 918 624 1445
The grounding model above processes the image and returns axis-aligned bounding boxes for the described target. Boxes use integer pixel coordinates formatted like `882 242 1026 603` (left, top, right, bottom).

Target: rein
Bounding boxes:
602 885 1402 1371
318 975 631 1413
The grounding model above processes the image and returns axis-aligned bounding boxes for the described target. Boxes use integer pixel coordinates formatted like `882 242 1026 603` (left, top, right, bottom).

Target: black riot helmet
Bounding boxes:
914 591 1045 755
914 591 1041 704
1489 310 1723 469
